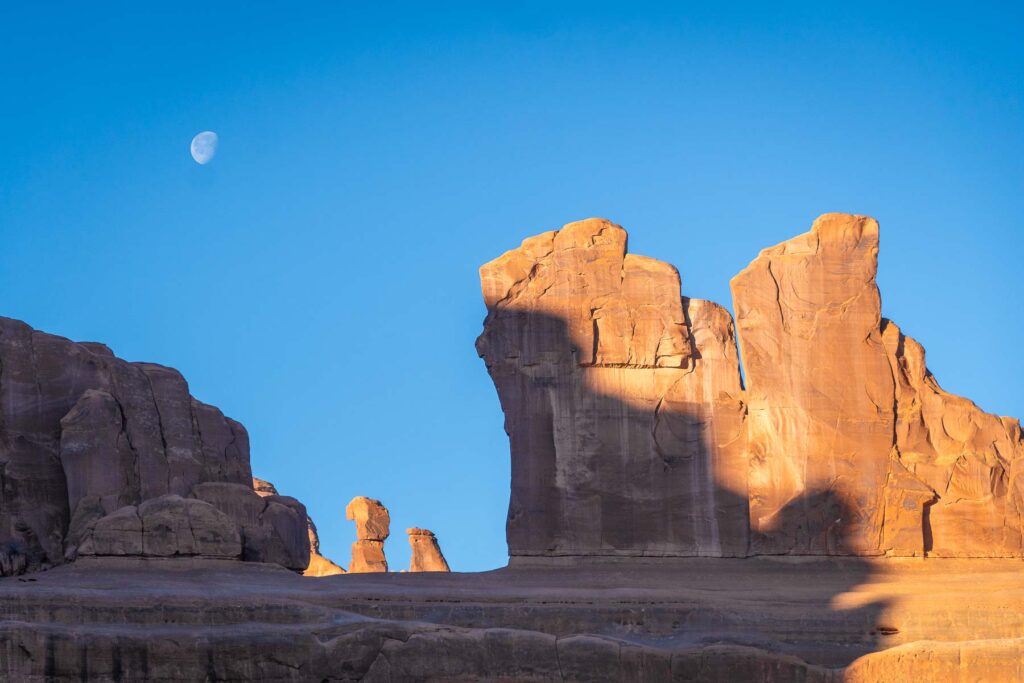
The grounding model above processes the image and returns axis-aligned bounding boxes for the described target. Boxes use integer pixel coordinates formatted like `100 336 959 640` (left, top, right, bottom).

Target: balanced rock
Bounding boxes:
407 528 450 572
0 316 309 574
253 477 345 576
478 215 1024 559
346 496 390 573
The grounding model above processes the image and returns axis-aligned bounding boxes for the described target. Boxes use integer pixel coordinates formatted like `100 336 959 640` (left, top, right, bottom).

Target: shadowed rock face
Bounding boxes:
253 477 344 576
0 317 309 574
476 219 750 558
478 214 1024 558
407 527 450 572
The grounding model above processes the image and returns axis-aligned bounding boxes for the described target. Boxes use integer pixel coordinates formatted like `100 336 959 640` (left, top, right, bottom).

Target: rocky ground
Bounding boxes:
1 556 1021 681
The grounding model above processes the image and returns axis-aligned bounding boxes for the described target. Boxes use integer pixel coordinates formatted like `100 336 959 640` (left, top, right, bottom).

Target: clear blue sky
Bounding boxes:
1 3 1021 572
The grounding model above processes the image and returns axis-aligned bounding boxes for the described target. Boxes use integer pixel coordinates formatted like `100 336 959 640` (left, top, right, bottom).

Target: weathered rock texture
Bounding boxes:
478 215 1024 558
2 556 1022 681
0 316 310 574
346 496 390 572
407 527 450 572
253 477 345 576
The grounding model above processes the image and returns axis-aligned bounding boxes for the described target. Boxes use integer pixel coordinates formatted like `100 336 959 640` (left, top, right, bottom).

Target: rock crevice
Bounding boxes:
478 214 1023 558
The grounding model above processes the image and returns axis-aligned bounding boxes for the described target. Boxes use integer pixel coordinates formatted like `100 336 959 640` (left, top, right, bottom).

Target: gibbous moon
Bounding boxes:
190 131 218 165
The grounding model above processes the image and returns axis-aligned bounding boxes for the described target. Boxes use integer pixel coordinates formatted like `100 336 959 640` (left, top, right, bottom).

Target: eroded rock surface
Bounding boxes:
479 215 1024 558
0 316 309 574
407 527 450 572
253 477 345 575
346 496 390 572
732 214 1024 557
2 556 1022 681
477 219 750 558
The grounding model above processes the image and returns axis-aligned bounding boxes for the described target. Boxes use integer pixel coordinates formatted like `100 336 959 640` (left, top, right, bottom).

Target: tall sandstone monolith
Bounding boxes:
476 218 750 557
407 528 451 572
478 214 1024 558
0 316 310 575
346 496 390 572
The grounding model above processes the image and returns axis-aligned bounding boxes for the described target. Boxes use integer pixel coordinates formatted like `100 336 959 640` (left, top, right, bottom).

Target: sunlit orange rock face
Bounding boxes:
406 528 450 572
346 496 390 572
478 214 1024 558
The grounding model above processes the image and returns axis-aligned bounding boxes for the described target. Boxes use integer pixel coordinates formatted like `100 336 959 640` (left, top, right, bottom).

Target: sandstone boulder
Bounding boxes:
346 496 390 572
77 495 241 559
251 477 344 575
407 528 450 572
193 482 310 570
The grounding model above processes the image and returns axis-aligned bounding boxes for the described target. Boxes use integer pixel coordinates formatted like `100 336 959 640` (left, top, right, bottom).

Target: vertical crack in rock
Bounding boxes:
480 214 1023 559
478 218 749 557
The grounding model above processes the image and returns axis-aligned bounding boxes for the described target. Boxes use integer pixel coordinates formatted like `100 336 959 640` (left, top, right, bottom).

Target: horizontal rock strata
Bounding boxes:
478 214 1024 558
1 556 1021 680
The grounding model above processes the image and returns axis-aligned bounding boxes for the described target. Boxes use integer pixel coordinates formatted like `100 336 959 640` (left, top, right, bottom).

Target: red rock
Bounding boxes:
407 528 450 572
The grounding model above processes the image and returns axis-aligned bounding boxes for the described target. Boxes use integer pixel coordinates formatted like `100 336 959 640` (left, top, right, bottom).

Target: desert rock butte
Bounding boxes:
0 213 1021 680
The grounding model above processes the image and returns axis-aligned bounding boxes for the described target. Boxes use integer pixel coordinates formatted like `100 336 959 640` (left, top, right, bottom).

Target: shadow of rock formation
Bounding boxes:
476 215 1023 561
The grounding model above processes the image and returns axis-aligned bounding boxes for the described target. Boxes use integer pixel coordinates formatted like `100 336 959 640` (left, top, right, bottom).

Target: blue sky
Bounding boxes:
1 3 1021 571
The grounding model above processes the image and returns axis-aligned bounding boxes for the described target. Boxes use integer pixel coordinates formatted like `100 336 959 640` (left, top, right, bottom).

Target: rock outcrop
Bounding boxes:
0 316 310 574
346 496 390 572
253 477 345 576
407 528 450 572
478 214 1024 558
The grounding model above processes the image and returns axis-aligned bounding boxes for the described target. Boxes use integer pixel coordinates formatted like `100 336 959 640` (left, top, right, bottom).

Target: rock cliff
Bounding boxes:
0 317 310 574
478 214 1024 558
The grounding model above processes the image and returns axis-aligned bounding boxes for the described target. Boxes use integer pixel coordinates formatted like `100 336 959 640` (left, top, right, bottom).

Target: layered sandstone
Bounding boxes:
478 214 1024 558
476 219 749 557
0 317 310 574
346 496 390 572
253 477 345 576
407 528 450 572
2 555 1022 680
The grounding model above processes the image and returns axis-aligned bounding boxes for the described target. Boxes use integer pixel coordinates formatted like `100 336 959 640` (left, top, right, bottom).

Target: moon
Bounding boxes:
190 131 218 165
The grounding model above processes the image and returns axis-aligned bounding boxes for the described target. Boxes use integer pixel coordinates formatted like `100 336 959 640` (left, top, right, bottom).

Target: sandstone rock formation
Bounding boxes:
253 477 345 576
2 555 1022 681
478 214 1024 559
407 527 450 572
0 316 310 574
346 496 390 572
